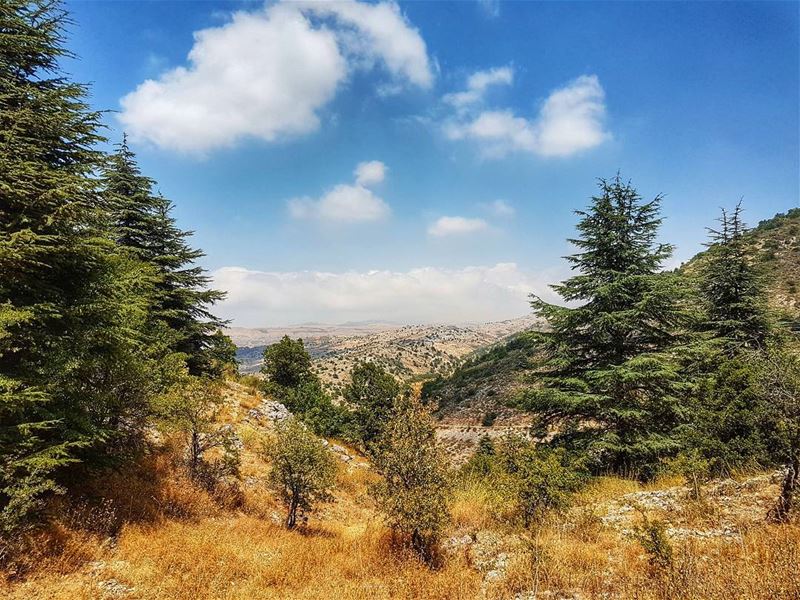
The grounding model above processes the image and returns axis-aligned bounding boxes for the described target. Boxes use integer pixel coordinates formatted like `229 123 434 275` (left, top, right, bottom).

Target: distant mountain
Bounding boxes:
229 316 543 390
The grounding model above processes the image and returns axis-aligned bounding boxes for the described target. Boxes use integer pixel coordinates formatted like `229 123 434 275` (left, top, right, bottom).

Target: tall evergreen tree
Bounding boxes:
521 175 689 478
101 140 226 376
0 0 154 533
698 203 770 353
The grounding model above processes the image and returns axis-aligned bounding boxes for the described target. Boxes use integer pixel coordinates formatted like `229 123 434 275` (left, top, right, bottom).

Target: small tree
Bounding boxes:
262 418 336 529
155 376 240 485
345 362 400 449
372 395 450 562
261 336 313 389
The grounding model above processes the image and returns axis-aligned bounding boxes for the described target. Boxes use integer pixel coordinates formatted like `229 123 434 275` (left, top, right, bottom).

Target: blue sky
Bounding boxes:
63 1 798 326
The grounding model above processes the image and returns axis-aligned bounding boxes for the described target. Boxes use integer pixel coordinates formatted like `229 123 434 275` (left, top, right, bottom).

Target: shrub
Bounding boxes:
261 418 336 529
372 395 451 563
633 512 674 571
496 436 586 527
481 410 498 427
344 362 400 450
663 449 710 500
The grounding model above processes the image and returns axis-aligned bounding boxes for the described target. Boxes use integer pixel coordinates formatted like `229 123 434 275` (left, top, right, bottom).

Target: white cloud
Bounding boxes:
287 161 390 224
443 66 513 109
484 199 515 217
354 160 387 186
477 0 501 18
120 1 432 154
300 0 433 89
428 216 489 237
213 263 550 326
288 185 390 223
444 74 609 158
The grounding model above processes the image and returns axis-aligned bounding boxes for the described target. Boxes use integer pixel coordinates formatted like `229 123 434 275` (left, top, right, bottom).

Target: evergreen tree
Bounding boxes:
101 141 226 376
0 1 154 533
679 204 777 475
522 175 689 478
698 203 770 353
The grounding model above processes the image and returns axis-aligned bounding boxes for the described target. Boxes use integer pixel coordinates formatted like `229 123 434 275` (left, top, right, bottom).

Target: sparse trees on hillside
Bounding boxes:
372 395 450 563
522 175 690 479
262 418 336 529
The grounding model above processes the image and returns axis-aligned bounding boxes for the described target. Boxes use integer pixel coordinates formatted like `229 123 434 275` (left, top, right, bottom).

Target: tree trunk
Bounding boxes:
773 451 799 523
286 497 298 529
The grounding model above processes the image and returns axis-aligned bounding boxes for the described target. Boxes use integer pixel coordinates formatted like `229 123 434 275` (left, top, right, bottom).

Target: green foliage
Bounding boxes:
344 361 400 449
262 418 336 529
522 175 690 478
372 395 450 562
280 377 350 438
462 434 496 478
0 0 162 535
698 203 770 353
495 436 585 527
202 330 239 379
261 336 313 389
154 376 240 487
663 449 711 500
756 346 800 521
679 354 777 475
260 336 349 437
101 139 226 377
633 513 674 571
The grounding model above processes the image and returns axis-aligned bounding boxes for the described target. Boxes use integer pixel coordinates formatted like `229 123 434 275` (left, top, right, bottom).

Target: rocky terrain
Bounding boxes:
229 316 543 392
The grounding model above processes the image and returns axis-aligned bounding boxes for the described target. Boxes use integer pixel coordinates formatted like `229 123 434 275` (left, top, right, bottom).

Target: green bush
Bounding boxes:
261 418 336 529
372 396 450 563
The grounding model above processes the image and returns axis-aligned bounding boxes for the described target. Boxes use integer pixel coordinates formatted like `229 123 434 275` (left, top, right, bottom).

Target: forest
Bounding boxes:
1 2 799 599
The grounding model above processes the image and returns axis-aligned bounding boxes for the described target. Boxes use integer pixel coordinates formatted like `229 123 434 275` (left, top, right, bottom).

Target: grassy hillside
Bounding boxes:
5 380 795 600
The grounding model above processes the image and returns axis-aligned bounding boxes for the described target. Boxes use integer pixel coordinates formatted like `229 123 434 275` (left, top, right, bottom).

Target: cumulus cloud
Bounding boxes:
444 73 609 158
483 199 515 217
212 263 550 326
287 161 390 223
119 1 433 153
443 66 513 109
428 216 489 237
354 160 387 186
300 0 433 89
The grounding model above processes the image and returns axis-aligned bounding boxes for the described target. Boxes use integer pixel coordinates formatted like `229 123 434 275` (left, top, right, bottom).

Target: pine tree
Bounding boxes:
0 1 154 533
699 203 770 353
101 141 226 376
522 175 689 478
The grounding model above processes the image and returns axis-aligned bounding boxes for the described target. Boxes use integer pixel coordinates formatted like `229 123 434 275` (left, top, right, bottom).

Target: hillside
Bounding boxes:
6 380 795 600
229 316 543 395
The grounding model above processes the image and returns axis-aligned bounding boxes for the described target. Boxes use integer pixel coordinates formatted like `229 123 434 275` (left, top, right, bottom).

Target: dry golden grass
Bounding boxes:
2 417 797 600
